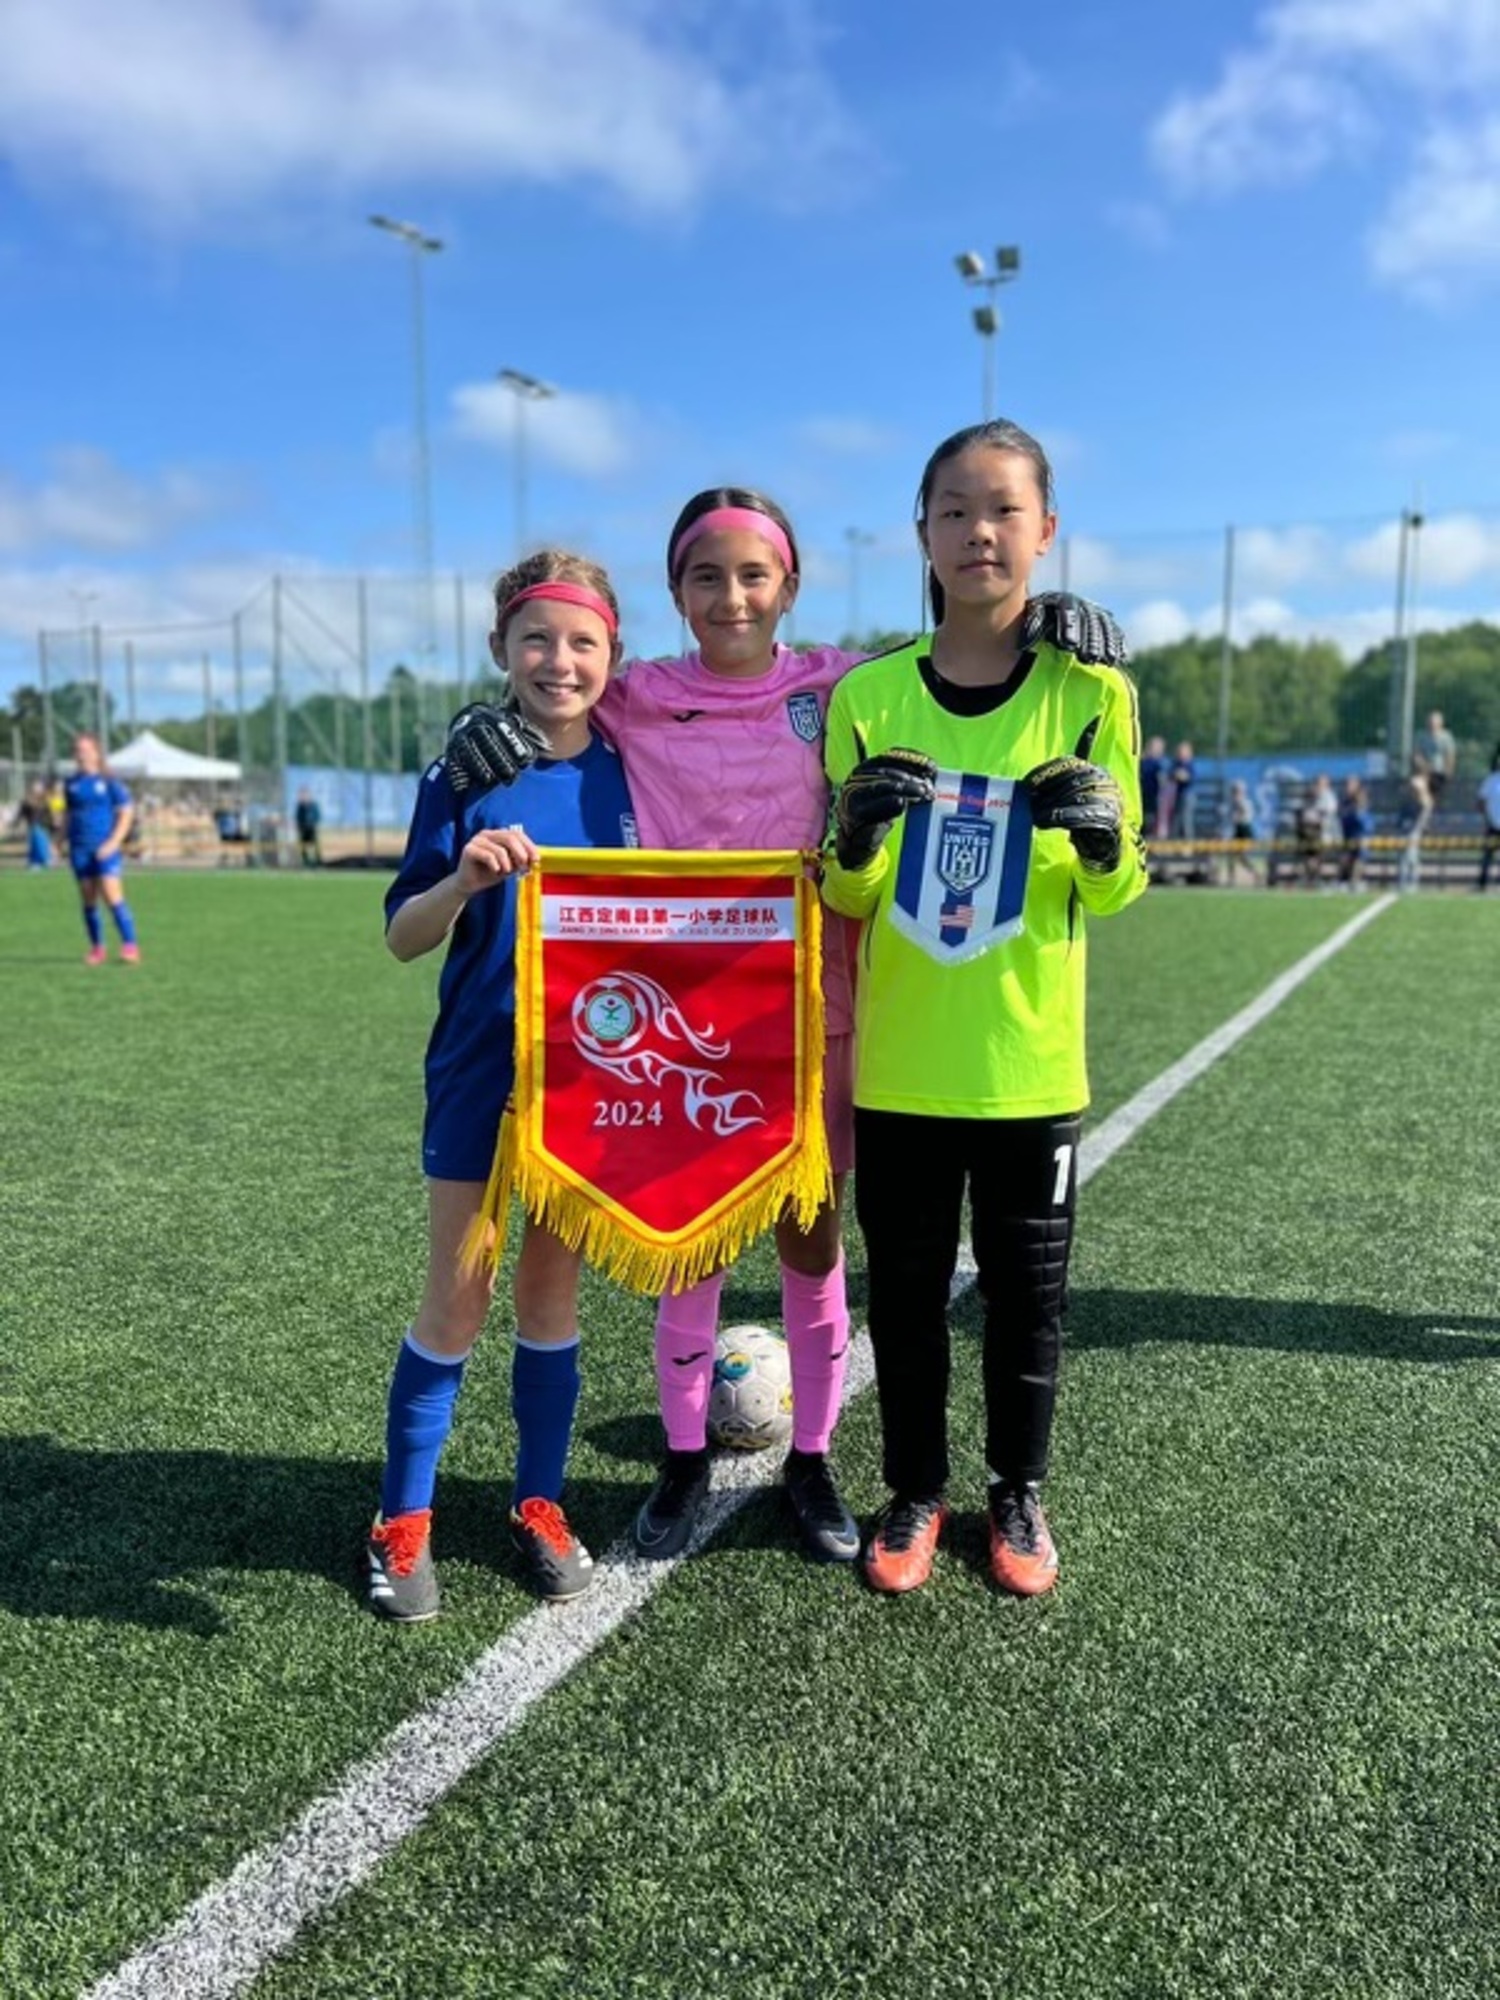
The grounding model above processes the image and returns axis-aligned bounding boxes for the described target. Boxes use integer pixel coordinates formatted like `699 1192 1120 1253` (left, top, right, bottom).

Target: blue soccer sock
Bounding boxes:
84 905 103 947
380 1329 470 1521
511 1335 582 1506
111 900 138 945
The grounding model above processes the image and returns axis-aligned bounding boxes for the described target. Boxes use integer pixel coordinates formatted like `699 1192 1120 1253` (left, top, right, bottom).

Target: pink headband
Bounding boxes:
670 507 796 580
498 580 618 636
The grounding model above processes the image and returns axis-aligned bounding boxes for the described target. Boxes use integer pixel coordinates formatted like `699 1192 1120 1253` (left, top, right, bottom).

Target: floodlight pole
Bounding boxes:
1398 508 1424 777
1216 524 1237 781
1387 506 1424 772
69 588 100 745
954 247 1021 421
845 526 876 641
497 368 557 556
37 630 56 770
370 214 444 762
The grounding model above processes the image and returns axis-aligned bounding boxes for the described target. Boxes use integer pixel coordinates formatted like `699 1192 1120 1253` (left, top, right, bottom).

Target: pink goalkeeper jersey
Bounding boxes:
597 644 859 1035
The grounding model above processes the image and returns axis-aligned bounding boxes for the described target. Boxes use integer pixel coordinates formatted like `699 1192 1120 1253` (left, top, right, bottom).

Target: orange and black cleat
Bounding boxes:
987 1481 1059 1596
862 1493 949 1594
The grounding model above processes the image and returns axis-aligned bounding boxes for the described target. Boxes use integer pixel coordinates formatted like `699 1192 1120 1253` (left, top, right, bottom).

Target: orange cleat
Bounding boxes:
988 1481 1059 1596
862 1494 949 1594
120 942 141 963
85 945 107 966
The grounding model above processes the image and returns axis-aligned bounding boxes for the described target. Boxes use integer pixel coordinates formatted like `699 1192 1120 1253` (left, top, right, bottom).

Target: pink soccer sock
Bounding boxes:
782 1253 850 1455
653 1273 724 1451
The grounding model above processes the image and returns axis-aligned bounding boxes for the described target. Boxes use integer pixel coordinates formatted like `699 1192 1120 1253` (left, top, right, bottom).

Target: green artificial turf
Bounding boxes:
2 873 1492 1998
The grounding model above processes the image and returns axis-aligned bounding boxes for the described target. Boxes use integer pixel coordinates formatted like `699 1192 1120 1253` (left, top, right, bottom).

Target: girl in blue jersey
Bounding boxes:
367 550 637 1621
65 733 141 963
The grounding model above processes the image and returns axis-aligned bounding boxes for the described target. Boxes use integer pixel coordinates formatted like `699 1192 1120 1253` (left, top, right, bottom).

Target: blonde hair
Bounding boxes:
488 549 622 711
491 549 620 645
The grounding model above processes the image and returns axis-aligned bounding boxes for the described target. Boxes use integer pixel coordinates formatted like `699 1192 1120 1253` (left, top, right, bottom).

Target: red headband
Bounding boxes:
670 506 796 580
498 581 619 636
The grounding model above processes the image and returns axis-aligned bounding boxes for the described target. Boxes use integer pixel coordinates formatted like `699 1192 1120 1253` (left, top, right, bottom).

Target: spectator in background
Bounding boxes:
1311 771 1340 847
1167 739 1196 839
1140 734 1168 838
1476 749 1500 892
1294 782 1327 887
13 780 56 869
1223 778 1257 886
1397 767 1432 892
294 787 323 867
1414 710 1456 806
1337 777 1374 890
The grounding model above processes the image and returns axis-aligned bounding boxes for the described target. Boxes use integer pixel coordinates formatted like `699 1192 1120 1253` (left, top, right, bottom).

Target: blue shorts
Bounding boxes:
422 1069 510 1183
72 850 123 881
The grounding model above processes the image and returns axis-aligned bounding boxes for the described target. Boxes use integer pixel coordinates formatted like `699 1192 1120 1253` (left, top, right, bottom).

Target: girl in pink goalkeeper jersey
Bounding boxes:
598 487 864 1567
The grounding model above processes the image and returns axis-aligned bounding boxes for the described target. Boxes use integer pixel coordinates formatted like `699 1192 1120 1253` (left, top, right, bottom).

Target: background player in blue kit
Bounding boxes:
64 732 141 964
366 550 638 1621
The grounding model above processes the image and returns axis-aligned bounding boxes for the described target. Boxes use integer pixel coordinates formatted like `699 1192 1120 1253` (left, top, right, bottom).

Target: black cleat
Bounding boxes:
783 1449 860 1563
632 1448 712 1560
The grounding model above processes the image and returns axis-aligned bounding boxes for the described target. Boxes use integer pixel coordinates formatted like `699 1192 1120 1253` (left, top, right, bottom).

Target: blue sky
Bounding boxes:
3 0 1499 721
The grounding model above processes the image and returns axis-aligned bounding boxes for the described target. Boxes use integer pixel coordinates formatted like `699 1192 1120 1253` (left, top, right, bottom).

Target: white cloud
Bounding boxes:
1148 0 1500 298
1124 599 1195 650
1369 117 1500 300
1234 525 1334 590
795 418 903 459
1104 200 1173 251
0 449 229 554
0 0 865 230
449 382 646 479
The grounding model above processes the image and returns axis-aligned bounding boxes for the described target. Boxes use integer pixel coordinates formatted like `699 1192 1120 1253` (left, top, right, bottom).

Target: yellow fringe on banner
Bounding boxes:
461 852 831 1294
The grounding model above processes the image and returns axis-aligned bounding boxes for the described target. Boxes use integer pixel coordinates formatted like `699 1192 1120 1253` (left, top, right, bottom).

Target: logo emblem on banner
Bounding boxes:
889 769 1034 963
464 850 831 1294
786 692 823 744
571 971 765 1135
936 816 994 895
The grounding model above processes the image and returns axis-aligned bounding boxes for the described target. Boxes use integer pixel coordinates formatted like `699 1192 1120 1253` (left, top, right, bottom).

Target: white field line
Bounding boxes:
86 894 1393 2000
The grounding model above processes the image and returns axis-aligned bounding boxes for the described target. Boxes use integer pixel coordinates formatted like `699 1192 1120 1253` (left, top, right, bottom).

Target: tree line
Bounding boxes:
5 620 1498 771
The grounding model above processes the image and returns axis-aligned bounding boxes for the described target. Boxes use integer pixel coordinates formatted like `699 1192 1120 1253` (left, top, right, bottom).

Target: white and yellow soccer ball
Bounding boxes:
707 1325 794 1451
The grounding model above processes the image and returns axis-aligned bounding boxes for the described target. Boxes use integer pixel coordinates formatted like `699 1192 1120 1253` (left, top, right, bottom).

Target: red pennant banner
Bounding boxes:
473 849 830 1293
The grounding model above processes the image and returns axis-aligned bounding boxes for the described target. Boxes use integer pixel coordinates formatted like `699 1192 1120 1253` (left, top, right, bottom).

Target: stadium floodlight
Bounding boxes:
953 244 1022 421
369 214 444 254
496 369 558 556
369 212 444 765
844 526 876 639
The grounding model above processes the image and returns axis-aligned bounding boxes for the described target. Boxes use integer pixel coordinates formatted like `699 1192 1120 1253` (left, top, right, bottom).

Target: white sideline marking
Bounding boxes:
87 895 1392 2000
1079 893 1394 1183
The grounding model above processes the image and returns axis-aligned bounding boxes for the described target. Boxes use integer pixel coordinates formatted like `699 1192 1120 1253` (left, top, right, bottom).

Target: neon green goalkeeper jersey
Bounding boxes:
822 640 1147 1118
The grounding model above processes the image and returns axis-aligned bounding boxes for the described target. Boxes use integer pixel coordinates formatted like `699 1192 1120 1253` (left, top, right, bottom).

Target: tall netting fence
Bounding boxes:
4 507 1497 871
8 572 497 862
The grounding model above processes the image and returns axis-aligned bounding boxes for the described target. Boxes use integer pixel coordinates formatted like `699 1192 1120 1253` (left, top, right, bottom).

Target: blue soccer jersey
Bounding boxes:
66 772 131 865
386 732 637 1180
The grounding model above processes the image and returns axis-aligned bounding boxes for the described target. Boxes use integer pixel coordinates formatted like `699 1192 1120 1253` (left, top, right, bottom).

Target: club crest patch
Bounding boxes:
785 691 823 744
889 768 1034 962
936 816 994 895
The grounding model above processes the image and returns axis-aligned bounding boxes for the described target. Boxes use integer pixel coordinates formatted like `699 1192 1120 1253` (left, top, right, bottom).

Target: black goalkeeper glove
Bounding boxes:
1021 593 1128 667
443 703 549 795
1022 755 1124 871
834 748 939 869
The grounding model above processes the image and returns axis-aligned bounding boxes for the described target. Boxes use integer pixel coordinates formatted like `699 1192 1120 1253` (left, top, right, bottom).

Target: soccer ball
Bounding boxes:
707 1325 794 1451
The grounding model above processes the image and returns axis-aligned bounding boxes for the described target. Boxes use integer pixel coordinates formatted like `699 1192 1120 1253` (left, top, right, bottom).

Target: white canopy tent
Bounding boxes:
106 730 242 783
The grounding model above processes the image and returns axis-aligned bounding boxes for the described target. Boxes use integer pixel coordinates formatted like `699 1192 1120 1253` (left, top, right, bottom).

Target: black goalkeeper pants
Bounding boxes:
853 1106 1082 1498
